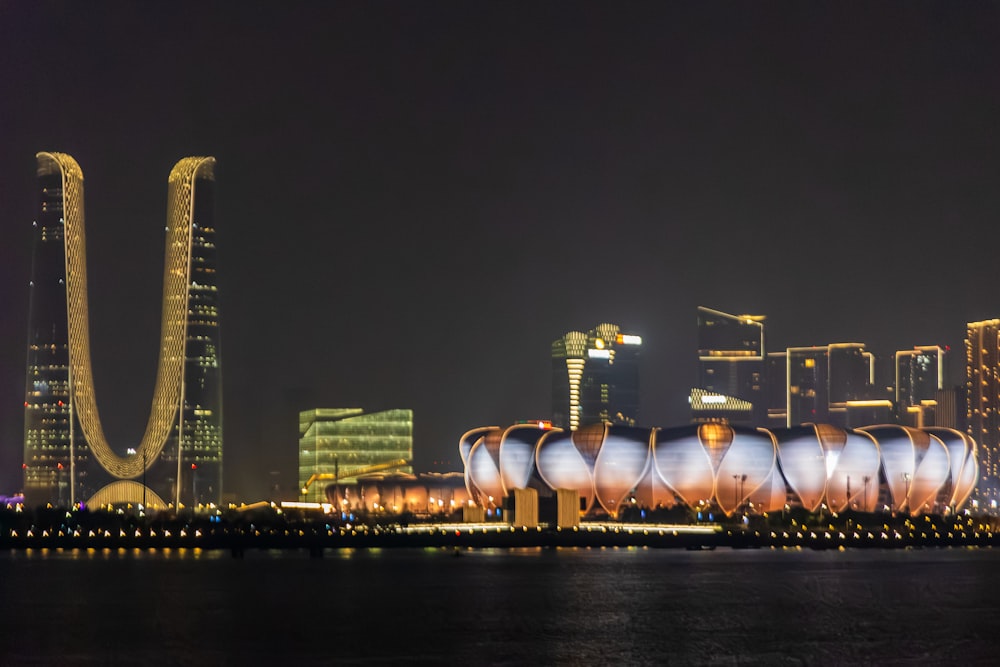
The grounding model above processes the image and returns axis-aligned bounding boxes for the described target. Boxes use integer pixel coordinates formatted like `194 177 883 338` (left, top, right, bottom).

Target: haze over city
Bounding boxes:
2 2 999 500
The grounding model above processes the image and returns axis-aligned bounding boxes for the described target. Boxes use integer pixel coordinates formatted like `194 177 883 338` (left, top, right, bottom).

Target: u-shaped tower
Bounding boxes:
23 153 223 508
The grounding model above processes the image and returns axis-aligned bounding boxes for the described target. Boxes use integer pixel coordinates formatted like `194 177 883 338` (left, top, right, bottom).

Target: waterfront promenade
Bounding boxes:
1 510 997 554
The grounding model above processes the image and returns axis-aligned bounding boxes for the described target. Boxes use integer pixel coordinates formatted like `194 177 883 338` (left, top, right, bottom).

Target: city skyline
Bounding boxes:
2 4 1000 499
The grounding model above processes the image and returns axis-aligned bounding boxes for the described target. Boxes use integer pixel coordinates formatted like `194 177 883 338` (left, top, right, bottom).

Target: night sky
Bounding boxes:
2 2 999 500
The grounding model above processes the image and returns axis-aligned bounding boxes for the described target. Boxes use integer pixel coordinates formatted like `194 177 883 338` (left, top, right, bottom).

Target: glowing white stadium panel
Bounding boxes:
956 450 979 509
948 430 979 510
773 427 828 512
714 427 776 516
754 466 790 513
499 424 549 494
632 457 679 509
466 428 504 505
572 423 605 472
926 427 976 509
826 430 881 513
459 426 497 501
859 425 916 511
459 427 495 469
534 430 596 514
909 432 950 514
652 427 716 506
814 424 847 479
698 423 734 475
593 427 652 517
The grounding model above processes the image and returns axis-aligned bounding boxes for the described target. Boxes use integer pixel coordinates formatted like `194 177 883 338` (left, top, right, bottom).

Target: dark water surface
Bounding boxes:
1 546 998 665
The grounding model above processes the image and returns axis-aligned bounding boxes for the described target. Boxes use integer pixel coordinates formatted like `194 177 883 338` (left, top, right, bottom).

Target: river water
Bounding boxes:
1 546 998 665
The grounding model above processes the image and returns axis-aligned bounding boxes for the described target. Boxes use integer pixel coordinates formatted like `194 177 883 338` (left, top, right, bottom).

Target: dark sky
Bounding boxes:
2 2 999 500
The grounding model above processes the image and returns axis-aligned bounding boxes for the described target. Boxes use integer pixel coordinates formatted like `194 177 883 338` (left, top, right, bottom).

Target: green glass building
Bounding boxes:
298 408 413 502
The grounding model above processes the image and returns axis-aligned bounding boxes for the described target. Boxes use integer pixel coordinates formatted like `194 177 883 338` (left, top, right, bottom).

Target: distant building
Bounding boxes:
934 387 966 431
689 388 754 424
966 320 1000 506
896 346 946 428
551 323 641 431
690 307 766 424
786 343 873 428
765 351 788 427
298 409 413 503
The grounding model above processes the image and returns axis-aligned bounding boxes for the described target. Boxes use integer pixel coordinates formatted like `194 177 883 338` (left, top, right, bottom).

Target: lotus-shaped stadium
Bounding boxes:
459 422 979 518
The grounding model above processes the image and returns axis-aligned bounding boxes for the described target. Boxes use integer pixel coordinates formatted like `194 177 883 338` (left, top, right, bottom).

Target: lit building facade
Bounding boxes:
298 409 413 503
967 320 1000 506
934 386 966 431
786 343 874 428
765 351 788 427
459 421 978 518
552 323 641 431
23 154 79 505
896 346 945 428
691 307 766 424
22 152 222 508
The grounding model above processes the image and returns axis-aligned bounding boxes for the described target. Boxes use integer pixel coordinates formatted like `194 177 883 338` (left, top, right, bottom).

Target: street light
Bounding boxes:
732 474 739 515
863 475 871 513
902 473 911 514
740 474 747 514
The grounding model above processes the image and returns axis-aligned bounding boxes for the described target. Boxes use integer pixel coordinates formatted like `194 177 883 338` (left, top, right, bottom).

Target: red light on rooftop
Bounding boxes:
191 463 198 470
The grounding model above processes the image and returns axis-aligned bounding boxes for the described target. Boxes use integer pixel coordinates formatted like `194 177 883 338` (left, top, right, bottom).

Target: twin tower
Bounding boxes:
23 153 223 508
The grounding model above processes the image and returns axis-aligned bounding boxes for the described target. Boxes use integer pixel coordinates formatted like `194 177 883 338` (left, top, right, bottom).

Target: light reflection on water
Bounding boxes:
1 547 999 665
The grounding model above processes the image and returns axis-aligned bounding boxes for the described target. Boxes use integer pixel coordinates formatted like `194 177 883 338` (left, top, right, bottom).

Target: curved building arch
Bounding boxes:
24 153 221 506
86 480 168 510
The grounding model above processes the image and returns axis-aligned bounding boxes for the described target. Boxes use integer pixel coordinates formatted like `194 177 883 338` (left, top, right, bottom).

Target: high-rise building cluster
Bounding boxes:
15 149 1000 514
966 320 1000 504
461 309 992 520
690 306 952 430
690 306 998 508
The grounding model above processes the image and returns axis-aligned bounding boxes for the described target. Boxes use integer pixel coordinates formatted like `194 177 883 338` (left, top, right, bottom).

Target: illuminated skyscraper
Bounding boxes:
765 351 788 427
552 323 641 431
23 156 78 505
691 306 766 424
896 346 946 428
966 320 1000 506
22 152 222 507
786 343 876 428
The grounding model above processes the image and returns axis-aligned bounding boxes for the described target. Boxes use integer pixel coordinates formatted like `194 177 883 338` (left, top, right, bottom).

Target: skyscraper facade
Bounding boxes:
896 346 945 428
691 307 766 424
966 320 1000 506
23 154 80 505
552 323 641 431
22 152 222 508
785 343 874 428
